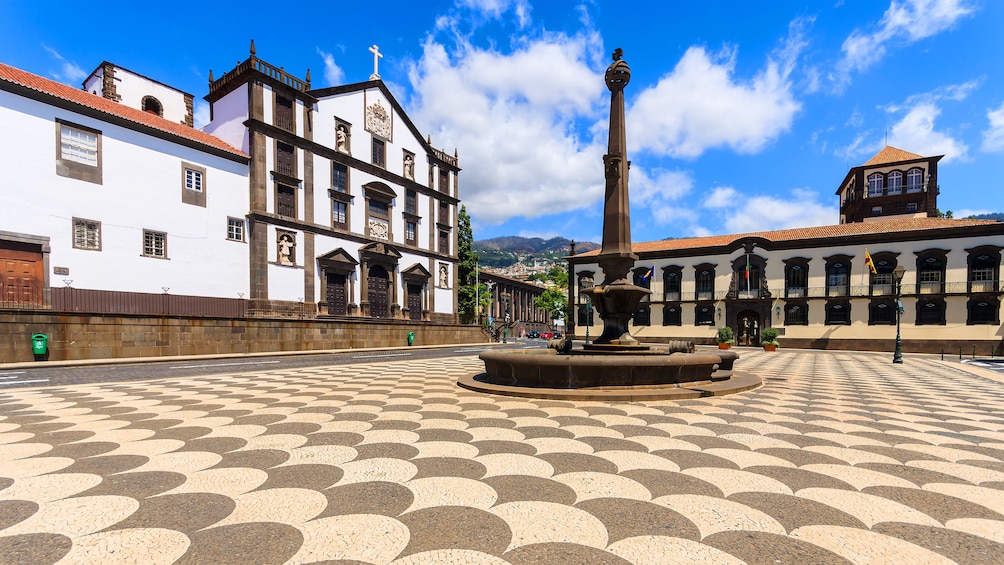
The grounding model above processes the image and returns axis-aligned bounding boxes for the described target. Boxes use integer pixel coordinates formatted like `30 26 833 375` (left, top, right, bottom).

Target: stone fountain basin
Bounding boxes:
479 349 729 389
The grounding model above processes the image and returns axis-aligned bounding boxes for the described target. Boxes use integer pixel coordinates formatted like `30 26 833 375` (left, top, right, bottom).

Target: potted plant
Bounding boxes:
716 326 734 349
760 327 780 351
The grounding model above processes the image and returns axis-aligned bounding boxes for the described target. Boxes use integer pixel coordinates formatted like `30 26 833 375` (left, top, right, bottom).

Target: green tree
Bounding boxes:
456 205 480 324
534 287 568 322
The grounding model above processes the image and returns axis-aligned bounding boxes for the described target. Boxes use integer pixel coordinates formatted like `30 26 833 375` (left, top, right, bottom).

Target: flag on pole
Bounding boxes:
864 249 877 274
745 255 751 281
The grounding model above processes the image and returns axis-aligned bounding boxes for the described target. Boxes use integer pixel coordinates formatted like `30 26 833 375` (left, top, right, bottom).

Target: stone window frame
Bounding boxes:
404 220 417 247
915 248 948 294
694 302 715 326
824 254 852 297
142 229 167 259
227 217 245 242
275 183 298 218
72 217 101 251
439 167 450 194
868 298 897 326
363 182 396 241
783 257 810 298
332 200 349 230
784 301 808 326
694 263 716 301
274 93 295 133
966 246 1001 293
55 119 102 184
967 296 1000 325
633 304 651 326
867 173 883 197
181 162 207 207
332 162 349 193
662 265 682 301
371 137 386 168
438 229 450 255
662 303 681 326
141 96 163 117
824 299 851 325
868 252 899 296
915 297 946 326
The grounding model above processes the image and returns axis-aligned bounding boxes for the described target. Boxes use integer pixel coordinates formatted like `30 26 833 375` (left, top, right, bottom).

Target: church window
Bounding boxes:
867 173 883 197
142 96 163 116
227 217 245 242
332 201 347 229
439 230 449 254
372 138 386 167
277 184 296 218
275 95 294 132
439 201 450 224
405 221 416 246
333 163 348 192
72 218 101 250
276 142 295 177
887 171 903 195
56 120 102 184
142 230 167 258
405 190 417 215
439 168 449 193
906 168 924 192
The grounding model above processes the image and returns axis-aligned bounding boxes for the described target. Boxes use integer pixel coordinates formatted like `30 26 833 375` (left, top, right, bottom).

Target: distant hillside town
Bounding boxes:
474 236 598 280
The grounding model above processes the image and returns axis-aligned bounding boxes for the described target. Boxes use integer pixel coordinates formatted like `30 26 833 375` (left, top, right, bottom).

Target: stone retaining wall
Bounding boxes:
1 312 488 363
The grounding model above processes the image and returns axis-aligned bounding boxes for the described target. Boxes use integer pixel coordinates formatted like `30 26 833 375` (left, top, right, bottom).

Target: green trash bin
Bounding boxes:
32 333 49 360
407 332 415 346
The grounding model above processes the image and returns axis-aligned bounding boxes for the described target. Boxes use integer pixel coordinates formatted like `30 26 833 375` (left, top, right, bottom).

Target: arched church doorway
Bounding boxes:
737 310 761 347
368 265 390 318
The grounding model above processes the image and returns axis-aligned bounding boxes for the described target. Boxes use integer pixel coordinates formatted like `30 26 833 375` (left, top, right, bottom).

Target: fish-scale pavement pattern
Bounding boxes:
2 351 1004 564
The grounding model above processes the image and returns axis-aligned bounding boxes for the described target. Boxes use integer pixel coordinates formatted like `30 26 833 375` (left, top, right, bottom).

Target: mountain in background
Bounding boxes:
474 236 599 269
973 212 1004 221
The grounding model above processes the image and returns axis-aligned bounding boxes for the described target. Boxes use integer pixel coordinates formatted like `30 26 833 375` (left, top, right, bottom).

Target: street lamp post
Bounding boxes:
893 265 906 364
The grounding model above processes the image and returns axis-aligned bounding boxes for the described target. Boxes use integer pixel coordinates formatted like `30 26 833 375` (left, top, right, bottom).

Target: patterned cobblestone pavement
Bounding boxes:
1 350 1003 564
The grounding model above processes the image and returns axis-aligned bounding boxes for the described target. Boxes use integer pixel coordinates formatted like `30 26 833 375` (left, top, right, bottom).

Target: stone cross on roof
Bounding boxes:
369 45 383 80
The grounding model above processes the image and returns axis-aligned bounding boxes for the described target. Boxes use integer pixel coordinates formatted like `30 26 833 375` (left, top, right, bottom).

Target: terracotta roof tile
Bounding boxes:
863 146 924 166
0 62 247 159
576 217 1002 257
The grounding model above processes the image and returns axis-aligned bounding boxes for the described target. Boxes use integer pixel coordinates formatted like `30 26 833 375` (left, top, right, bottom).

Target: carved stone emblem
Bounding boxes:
366 100 391 139
369 219 389 240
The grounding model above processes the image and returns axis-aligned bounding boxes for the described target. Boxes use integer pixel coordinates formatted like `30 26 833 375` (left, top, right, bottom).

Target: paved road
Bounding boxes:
1 349 1003 564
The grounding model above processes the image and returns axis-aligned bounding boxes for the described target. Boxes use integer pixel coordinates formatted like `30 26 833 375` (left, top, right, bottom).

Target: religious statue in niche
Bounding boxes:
403 154 414 180
336 124 349 153
439 264 449 288
366 100 392 139
277 232 295 266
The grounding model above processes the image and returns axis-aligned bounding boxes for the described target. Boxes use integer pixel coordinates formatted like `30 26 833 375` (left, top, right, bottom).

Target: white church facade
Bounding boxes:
0 43 460 323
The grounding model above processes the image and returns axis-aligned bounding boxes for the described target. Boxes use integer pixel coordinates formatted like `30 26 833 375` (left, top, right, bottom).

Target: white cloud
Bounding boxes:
42 45 86 83
832 0 974 88
703 186 738 209
627 36 801 159
193 101 210 130
981 101 1004 153
406 30 606 225
632 168 694 206
721 188 836 233
887 102 968 161
316 48 345 86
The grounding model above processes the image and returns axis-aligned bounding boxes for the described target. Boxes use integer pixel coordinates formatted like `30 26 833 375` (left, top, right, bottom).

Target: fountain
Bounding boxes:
460 49 760 400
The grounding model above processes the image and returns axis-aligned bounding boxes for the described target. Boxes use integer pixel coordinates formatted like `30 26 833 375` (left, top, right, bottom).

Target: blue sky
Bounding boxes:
3 0 1002 244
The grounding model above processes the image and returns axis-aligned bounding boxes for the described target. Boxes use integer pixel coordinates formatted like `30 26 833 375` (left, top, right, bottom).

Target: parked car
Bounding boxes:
540 332 554 340
527 331 540 339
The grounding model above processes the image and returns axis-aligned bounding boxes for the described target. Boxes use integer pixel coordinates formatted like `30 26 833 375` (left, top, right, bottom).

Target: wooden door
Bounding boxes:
368 265 389 319
407 283 422 320
325 272 346 316
0 247 43 306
